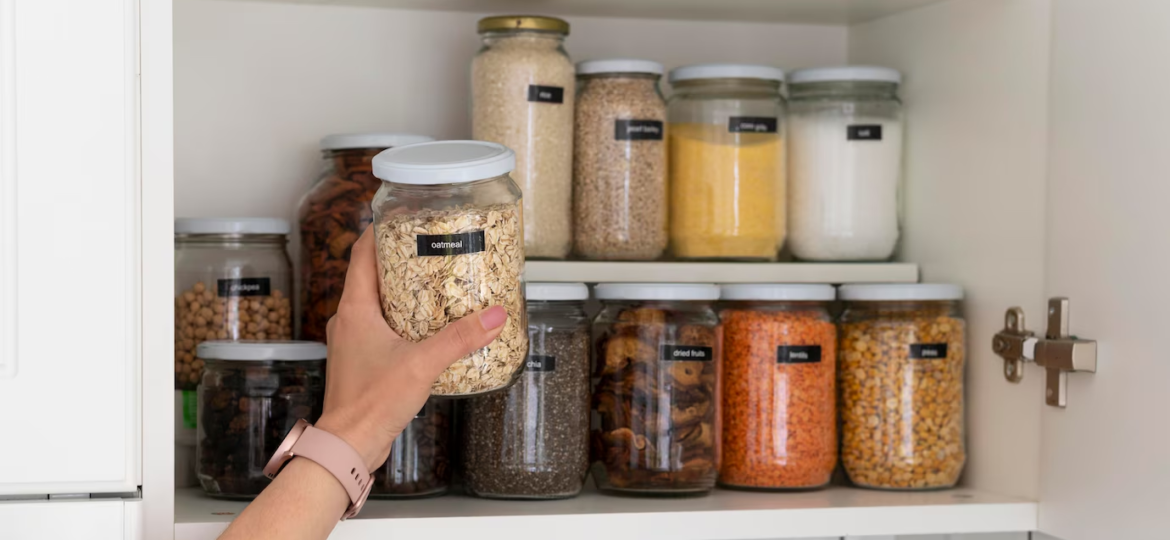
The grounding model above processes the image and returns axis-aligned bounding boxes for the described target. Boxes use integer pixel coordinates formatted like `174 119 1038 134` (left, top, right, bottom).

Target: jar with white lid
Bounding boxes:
371 141 527 397
788 66 904 261
837 284 965 490
371 398 452 498
591 283 721 495
195 341 325 499
667 64 788 260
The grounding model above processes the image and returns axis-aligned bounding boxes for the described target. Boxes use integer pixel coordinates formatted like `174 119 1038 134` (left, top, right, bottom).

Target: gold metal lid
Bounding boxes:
477 15 570 35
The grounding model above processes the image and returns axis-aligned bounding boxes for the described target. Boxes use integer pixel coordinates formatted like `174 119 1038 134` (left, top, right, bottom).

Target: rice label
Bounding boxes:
847 124 883 140
217 277 271 297
660 345 713 361
776 345 822 364
525 355 557 372
909 343 948 359
527 85 564 104
728 116 778 133
415 231 486 257
614 119 664 141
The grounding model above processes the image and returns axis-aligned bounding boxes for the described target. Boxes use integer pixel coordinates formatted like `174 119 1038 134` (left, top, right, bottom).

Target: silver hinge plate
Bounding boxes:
992 297 1097 407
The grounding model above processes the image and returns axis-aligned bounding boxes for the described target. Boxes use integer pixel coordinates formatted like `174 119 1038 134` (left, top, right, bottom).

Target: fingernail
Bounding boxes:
480 306 507 330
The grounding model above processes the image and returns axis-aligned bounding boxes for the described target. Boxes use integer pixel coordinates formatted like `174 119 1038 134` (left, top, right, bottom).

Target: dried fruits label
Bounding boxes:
216 277 271 297
614 119 664 141
415 231 487 257
660 345 713 361
525 355 556 372
775 345 822 364
847 124 883 141
527 85 564 104
909 343 949 359
728 116 778 133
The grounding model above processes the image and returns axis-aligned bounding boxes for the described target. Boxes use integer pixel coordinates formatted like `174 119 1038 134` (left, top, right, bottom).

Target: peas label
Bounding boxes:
909 343 948 359
415 230 486 257
217 277 271 297
776 345 822 364
660 345 713 361
614 119 664 141
527 85 564 104
525 355 557 372
847 124 883 141
728 116 778 133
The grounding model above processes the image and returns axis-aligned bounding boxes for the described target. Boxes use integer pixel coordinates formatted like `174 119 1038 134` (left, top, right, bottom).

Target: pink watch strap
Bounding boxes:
291 426 372 509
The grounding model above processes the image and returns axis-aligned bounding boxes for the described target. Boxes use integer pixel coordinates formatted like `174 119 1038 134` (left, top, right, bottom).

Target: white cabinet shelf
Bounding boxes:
175 486 1035 540
524 261 918 284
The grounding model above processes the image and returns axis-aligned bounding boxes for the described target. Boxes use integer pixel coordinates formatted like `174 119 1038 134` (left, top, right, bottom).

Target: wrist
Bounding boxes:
314 413 391 471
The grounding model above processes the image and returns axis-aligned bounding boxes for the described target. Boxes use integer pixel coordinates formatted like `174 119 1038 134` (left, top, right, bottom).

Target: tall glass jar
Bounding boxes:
463 283 591 499
667 64 787 261
472 15 574 260
573 59 668 261
371 398 452 498
298 133 433 343
371 141 527 397
788 67 903 261
718 284 837 491
591 283 721 495
837 284 966 490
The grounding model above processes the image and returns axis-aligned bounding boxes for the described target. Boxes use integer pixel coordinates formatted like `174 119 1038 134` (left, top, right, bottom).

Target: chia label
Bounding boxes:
909 343 948 360
728 116 778 133
525 355 557 372
847 124 883 141
776 345 822 364
614 119 664 141
527 85 565 104
415 230 486 257
216 277 271 297
660 345 713 361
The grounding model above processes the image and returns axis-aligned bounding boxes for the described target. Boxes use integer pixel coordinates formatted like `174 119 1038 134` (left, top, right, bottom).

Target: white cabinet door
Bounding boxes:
0 499 127 539
1040 0 1170 538
0 0 139 495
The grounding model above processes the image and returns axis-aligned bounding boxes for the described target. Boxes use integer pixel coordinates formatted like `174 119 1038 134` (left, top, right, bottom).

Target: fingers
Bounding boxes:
410 306 509 378
337 226 382 316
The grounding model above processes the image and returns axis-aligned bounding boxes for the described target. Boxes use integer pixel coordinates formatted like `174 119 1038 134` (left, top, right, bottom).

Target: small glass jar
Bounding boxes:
573 59 668 261
718 284 837 491
837 284 966 490
667 64 787 261
463 283 591 499
371 141 528 397
472 15 574 260
787 67 904 261
298 133 433 343
371 399 452 498
195 341 325 499
591 283 721 495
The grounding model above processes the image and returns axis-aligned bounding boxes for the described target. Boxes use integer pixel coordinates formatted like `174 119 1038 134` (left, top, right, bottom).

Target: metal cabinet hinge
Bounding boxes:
992 297 1097 408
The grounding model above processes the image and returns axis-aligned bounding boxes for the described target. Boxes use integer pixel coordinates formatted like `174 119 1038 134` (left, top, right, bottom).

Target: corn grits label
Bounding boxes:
415 230 486 257
776 345 822 364
847 124 883 140
660 345 713 361
909 343 948 359
615 119 664 140
527 85 564 104
525 355 556 372
216 277 271 297
728 116 778 133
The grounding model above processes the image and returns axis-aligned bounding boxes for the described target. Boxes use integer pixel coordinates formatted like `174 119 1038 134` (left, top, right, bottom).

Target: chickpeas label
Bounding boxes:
614 119 664 141
660 344 713 361
526 84 564 104
414 230 487 257
728 116 778 133
909 343 949 359
217 277 271 297
525 355 556 372
776 345 822 364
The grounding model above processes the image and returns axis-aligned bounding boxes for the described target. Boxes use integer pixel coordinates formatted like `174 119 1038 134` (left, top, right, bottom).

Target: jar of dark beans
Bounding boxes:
462 283 591 499
195 341 325 499
370 399 452 498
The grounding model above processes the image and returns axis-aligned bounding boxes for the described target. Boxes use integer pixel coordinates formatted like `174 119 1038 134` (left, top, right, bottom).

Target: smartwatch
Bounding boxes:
263 419 373 519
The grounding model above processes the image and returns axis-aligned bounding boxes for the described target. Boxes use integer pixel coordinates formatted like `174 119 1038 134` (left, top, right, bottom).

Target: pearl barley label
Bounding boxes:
415 231 487 257
614 119 664 140
660 345 714 361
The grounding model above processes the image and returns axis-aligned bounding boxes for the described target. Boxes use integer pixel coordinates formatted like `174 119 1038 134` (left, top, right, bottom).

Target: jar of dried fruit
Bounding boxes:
371 398 452 498
591 283 721 495
837 284 966 490
298 132 434 343
718 284 837 490
371 141 527 397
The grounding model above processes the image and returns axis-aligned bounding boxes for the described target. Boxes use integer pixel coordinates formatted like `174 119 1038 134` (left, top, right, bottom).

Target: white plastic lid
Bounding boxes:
196 340 327 361
668 63 785 84
594 283 720 301
789 66 902 85
527 282 589 301
720 284 836 302
372 141 516 185
577 59 664 76
839 284 963 301
319 132 434 151
175 217 290 235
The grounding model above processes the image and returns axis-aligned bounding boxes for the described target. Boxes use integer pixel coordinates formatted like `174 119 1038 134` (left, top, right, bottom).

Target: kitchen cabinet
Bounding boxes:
1 0 1167 539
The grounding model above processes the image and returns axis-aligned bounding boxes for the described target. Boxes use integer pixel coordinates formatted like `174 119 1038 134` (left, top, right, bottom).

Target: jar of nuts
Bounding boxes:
837 284 966 491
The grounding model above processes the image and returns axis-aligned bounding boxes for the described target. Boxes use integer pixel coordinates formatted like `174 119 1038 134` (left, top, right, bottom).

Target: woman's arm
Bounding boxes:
218 227 508 540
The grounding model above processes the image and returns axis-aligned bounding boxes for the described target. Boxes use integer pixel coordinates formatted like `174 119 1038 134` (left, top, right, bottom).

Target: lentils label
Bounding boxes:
525 355 557 372
614 119 664 141
527 85 565 104
909 343 949 359
216 277 271 297
728 116 778 133
415 230 487 257
776 345 822 364
660 344 713 361
847 124 883 141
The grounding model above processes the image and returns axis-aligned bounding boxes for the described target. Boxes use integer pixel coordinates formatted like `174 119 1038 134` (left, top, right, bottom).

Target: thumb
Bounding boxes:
411 306 509 378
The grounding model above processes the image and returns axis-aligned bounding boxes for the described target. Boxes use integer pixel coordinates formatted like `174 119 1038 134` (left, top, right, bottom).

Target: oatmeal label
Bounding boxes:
909 343 949 360
217 277 271 297
847 124 883 141
660 345 713 361
415 230 487 257
776 345 822 364
525 355 557 372
527 85 565 104
614 119 664 141
728 116 778 133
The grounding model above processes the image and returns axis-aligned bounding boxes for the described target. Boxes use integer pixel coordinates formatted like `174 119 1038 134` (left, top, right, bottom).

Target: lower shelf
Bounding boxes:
174 485 1036 540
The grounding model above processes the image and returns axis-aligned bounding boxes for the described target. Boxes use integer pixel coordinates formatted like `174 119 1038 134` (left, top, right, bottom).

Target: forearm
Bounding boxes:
218 458 349 540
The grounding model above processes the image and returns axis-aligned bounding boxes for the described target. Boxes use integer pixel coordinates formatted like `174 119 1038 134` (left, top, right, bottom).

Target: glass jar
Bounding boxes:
298 132 433 343
472 15 574 260
573 60 668 261
463 283 591 499
371 141 528 397
717 284 837 491
787 67 904 261
195 341 325 499
666 64 787 261
837 284 966 490
371 398 452 498
591 283 721 495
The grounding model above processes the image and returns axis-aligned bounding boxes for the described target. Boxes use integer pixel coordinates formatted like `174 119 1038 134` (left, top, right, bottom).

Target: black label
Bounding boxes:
414 403 429 419
728 116 778 133
776 345 822 364
217 277 271 297
527 85 564 104
415 231 486 257
660 345 713 362
615 119 664 141
847 124 883 140
909 343 949 359
525 355 556 372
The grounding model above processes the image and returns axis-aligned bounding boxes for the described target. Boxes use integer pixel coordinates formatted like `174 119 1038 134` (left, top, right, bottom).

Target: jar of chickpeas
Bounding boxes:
837 284 966 490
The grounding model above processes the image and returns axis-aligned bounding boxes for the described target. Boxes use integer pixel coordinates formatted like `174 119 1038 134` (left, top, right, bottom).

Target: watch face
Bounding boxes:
263 418 311 479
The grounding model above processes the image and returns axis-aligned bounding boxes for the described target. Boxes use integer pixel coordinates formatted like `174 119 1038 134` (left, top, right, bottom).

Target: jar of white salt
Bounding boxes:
787 67 903 261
